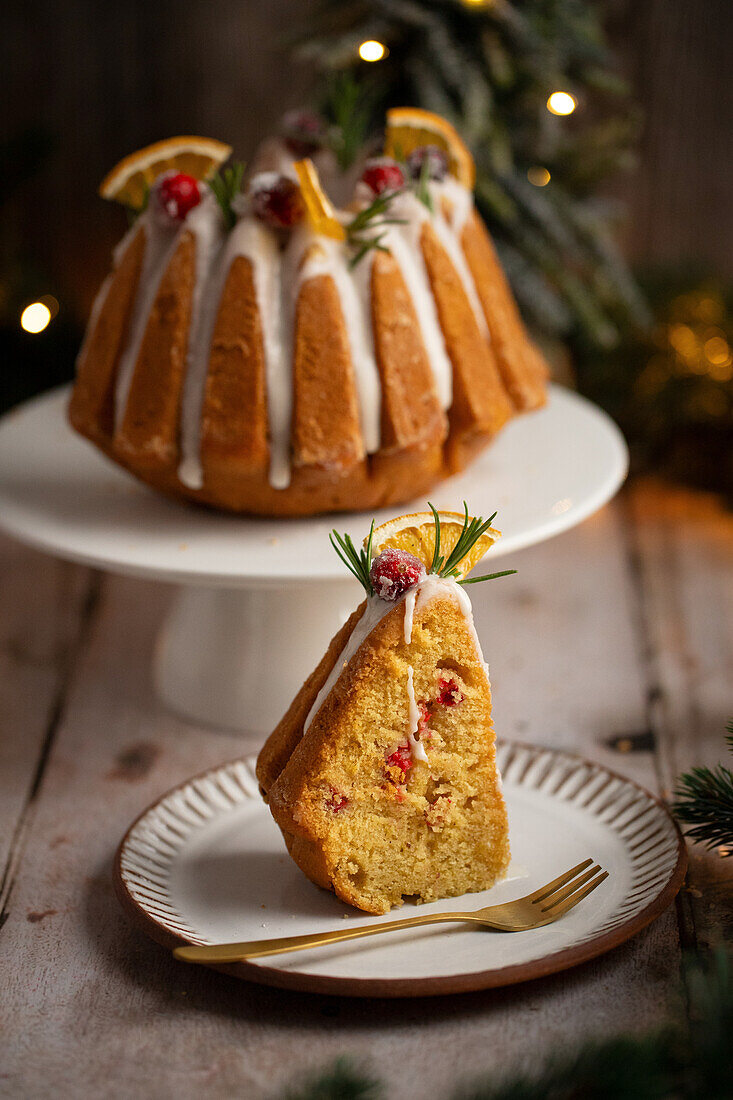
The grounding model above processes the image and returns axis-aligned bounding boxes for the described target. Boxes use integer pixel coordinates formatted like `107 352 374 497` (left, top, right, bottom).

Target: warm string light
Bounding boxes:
358 40 387 62
527 166 551 187
20 295 58 334
636 289 733 401
546 91 577 116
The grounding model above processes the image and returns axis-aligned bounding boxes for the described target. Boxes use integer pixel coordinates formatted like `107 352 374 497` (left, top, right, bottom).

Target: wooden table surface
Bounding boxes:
1 480 731 1099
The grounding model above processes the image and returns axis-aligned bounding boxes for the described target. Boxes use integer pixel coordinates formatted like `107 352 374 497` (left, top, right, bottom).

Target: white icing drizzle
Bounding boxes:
108 158 493 492
177 191 227 489
177 213 286 490
302 572 491 751
428 180 489 339
403 586 417 644
439 176 475 236
286 225 381 458
113 210 182 431
379 192 453 409
406 665 429 763
413 573 489 676
302 594 395 735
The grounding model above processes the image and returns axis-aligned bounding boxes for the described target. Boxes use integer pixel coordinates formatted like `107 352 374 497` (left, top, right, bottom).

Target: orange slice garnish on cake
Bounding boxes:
384 107 475 190
99 136 233 211
293 158 346 241
369 509 499 581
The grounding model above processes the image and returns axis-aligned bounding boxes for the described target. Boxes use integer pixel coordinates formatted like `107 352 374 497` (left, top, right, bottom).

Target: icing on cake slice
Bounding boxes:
256 505 514 915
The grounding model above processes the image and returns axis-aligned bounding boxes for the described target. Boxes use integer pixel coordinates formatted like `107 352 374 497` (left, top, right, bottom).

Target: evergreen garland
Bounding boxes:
673 721 733 851
293 0 649 353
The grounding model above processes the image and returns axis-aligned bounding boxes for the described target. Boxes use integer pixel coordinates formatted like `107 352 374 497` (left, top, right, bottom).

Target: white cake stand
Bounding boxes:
0 385 627 732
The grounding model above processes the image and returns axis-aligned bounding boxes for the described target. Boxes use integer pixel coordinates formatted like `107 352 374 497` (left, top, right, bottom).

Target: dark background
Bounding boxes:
2 0 732 397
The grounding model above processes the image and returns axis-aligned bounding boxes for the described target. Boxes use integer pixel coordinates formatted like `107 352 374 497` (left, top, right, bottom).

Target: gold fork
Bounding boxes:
174 858 608 966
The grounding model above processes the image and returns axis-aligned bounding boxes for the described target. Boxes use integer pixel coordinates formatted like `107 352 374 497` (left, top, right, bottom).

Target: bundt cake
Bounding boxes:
69 112 548 516
256 506 512 914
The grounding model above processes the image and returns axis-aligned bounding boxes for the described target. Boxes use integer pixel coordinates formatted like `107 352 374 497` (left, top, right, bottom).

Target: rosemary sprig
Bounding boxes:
330 520 375 596
210 161 246 230
323 71 377 171
415 155 434 213
432 501 499 580
460 569 518 585
346 188 407 268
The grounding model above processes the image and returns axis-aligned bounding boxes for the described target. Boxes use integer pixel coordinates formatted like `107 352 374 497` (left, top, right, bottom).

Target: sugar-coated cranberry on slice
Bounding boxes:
369 548 426 601
385 743 413 777
249 173 305 229
406 145 449 182
361 157 405 196
281 109 327 157
437 677 463 707
156 172 201 221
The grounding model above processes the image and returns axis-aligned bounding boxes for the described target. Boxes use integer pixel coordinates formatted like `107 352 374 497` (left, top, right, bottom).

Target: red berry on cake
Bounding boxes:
361 158 405 195
369 548 426 601
281 110 327 157
437 677 463 707
156 172 201 221
249 172 305 229
406 145 449 182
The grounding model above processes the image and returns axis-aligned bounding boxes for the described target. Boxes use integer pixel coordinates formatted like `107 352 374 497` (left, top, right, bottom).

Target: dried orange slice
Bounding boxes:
368 509 499 580
384 107 475 190
99 136 232 211
293 158 346 241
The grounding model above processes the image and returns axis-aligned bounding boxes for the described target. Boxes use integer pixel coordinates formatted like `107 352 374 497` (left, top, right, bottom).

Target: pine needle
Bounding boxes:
673 721 733 849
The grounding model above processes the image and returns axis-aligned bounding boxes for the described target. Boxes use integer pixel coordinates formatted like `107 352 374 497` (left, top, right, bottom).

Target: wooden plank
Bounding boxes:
1 503 685 1098
624 480 733 950
0 533 93 923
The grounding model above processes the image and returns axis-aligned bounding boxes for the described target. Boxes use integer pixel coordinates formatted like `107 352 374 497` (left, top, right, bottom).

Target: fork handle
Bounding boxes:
173 912 482 964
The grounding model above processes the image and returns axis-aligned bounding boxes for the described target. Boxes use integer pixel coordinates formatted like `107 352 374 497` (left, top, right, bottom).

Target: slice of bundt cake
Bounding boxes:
256 506 513 915
69 112 549 517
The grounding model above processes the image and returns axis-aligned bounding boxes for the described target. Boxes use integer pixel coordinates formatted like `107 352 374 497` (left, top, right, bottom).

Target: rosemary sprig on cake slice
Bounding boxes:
330 504 515 601
329 520 375 596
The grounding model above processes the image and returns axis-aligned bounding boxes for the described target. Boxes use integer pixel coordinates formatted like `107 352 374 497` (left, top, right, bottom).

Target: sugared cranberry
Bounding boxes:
370 548 426 601
437 677 463 707
406 145 449 182
386 743 413 777
326 787 349 814
250 173 305 229
361 157 405 196
281 110 327 157
156 172 201 221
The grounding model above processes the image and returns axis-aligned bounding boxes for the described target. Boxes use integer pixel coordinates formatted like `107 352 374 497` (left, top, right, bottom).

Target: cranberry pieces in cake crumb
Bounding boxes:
369 548 426 601
385 743 413 777
406 145 449 182
437 677 463 707
156 172 201 221
325 787 349 813
361 158 405 195
250 173 305 229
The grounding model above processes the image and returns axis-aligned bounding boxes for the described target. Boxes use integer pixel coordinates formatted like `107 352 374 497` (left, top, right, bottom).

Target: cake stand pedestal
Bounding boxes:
154 581 357 731
0 384 627 734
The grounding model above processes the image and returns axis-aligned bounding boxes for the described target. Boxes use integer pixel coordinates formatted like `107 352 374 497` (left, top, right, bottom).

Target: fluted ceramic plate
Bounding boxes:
0 384 626 585
115 743 685 997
